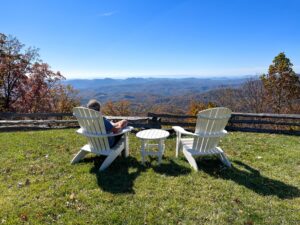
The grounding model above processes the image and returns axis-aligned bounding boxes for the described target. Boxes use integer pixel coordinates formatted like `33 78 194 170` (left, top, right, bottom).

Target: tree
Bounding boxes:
0 33 39 111
188 101 216 115
13 63 63 112
209 87 242 112
13 63 80 113
53 84 81 113
102 100 131 116
0 33 80 113
239 79 265 113
261 52 300 113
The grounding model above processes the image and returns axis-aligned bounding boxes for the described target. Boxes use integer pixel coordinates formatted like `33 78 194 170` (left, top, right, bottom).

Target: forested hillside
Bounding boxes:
68 53 300 116
64 65 300 116
64 77 248 112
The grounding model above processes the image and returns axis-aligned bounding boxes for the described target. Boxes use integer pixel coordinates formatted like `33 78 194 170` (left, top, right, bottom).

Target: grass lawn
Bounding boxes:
0 129 299 224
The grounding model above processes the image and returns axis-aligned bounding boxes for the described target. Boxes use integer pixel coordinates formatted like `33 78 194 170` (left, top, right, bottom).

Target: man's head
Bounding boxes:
87 99 101 111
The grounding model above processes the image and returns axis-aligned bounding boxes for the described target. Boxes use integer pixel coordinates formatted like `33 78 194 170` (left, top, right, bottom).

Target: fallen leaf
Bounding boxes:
25 179 30 186
20 213 28 221
69 193 75 200
233 198 241 204
244 220 253 225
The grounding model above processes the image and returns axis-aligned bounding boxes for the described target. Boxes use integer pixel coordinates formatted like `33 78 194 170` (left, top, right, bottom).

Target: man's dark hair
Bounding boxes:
87 99 101 111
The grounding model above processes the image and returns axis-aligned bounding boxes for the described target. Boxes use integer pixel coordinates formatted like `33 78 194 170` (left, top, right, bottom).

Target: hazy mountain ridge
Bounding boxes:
64 77 249 105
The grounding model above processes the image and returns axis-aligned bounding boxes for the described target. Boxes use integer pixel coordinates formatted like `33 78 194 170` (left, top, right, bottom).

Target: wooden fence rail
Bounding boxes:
0 112 73 119
0 113 155 130
148 112 300 135
0 112 299 135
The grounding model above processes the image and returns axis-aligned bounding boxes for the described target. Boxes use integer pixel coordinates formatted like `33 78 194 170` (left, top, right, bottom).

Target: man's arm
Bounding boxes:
111 120 128 133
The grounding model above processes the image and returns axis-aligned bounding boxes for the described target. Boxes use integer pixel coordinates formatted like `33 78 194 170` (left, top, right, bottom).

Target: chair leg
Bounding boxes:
175 133 181 157
120 135 128 158
71 150 89 164
158 140 164 164
183 149 198 171
218 152 231 167
140 140 146 164
99 146 123 171
124 133 129 157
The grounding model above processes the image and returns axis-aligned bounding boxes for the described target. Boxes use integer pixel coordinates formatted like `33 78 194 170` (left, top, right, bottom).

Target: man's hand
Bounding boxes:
120 120 128 128
111 120 128 133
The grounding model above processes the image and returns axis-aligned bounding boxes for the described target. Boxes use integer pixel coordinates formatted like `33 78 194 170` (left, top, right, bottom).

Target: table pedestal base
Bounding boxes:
140 140 165 164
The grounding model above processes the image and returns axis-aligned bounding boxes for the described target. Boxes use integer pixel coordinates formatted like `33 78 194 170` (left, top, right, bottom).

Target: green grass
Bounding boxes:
0 129 299 224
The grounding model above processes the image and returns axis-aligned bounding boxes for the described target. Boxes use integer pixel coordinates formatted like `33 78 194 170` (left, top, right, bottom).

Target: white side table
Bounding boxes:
136 129 170 164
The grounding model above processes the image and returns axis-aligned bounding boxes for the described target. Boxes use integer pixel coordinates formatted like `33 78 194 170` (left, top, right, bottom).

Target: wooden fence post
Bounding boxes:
147 113 161 129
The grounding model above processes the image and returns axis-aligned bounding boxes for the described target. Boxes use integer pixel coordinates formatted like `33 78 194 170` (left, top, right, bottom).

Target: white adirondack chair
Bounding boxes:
173 107 232 171
71 107 133 171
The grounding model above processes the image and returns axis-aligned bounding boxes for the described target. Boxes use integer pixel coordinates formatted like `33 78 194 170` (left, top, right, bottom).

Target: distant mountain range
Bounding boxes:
64 77 251 105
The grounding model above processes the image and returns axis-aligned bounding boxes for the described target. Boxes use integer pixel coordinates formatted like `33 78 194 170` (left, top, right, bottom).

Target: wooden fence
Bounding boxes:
148 112 300 135
0 112 156 130
0 112 299 135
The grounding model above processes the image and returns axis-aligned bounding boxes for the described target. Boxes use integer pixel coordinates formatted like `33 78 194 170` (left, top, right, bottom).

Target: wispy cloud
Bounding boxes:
98 11 118 17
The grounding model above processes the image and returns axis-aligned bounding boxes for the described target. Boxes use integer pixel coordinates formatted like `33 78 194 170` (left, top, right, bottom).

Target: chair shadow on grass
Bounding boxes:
197 158 300 199
83 155 191 194
151 158 192 176
86 156 146 194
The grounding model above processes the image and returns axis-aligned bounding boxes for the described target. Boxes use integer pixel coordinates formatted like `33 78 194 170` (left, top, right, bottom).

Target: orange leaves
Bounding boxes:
188 101 216 116
102 100 131 116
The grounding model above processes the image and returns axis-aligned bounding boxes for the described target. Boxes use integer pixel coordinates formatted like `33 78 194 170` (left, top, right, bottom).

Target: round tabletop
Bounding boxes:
136 129 170 140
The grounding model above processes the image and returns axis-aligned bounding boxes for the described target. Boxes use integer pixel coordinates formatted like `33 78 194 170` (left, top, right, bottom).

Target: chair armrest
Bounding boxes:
115 126 134 135
172 126 228 137
172 126 195 136
105 126 134 136
76 126 133 137
195 130 228 138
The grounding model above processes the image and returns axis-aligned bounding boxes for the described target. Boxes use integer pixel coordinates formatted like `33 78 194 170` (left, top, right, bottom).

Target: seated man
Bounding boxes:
87 99 128 148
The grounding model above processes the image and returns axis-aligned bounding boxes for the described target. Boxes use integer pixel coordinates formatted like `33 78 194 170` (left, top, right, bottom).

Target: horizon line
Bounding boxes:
64 74 259 80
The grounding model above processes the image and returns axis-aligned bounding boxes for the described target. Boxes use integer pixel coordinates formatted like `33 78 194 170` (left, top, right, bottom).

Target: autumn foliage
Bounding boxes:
0 33 80 113
102 100 131 116
1 33 299 116
187 53 300 115
188 101 216 115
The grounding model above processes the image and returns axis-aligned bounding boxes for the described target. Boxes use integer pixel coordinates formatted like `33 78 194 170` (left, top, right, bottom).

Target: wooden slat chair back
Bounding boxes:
73 107 110 153
173 107 232 171
71 107 133 171
192 107 232 154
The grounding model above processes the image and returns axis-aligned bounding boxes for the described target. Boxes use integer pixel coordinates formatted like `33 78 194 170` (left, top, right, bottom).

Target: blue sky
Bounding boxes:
1 0 300 79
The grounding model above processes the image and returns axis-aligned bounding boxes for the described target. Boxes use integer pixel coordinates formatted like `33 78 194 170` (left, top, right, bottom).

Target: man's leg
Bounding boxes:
111 134 123 148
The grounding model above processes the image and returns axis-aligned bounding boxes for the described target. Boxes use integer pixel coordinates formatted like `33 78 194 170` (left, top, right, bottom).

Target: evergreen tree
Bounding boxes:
261 52 300 113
